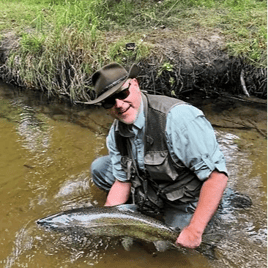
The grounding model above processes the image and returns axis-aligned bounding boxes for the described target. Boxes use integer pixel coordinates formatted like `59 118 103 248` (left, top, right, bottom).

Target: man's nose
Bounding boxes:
114 98 124 107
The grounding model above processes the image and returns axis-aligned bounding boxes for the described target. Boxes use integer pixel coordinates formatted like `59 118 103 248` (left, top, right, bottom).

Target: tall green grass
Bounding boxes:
1 0 266 59
0 0 266 100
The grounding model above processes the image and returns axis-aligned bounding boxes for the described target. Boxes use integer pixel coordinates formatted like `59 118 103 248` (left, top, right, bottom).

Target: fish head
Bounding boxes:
36 207 100 232
36 213 71 231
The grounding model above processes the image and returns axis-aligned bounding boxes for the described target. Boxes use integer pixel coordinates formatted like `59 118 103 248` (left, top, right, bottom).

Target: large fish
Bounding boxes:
36 205 179 251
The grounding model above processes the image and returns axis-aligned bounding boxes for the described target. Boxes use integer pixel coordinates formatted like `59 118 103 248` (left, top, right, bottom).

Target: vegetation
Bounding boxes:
0 0 266 101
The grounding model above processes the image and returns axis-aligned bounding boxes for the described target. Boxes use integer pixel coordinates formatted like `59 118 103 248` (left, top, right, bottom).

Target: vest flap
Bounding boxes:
163 176 202 202
161 173 195 194
166 188 198 202
166 188 184 201
144 151 168 165
184 179 202 191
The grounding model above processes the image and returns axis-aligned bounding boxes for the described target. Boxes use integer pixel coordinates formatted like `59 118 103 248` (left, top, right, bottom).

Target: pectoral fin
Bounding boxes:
115 204 139 213
153 240 171 252
121 237 134 251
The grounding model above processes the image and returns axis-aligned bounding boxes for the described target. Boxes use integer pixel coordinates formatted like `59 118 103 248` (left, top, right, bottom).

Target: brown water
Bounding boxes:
0 81 266 268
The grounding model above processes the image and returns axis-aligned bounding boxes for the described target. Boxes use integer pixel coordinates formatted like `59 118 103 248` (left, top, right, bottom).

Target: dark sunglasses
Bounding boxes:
102 84 131 109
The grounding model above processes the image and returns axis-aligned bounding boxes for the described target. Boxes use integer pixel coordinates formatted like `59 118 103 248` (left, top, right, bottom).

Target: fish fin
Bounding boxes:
121 237 134 251
169 226 181 232
115 204 139 213
153 241 171 252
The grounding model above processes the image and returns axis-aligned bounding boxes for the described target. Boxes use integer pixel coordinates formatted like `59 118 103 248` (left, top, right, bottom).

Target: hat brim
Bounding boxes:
83 64 139 105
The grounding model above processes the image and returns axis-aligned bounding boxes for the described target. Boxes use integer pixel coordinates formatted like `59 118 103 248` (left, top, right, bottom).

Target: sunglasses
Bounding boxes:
102 84 131 109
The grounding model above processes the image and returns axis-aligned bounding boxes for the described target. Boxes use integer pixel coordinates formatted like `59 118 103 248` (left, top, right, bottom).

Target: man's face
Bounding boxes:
106 78 141 124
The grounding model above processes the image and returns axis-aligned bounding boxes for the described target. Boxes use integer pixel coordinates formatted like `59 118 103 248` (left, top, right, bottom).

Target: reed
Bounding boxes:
0 0 266 101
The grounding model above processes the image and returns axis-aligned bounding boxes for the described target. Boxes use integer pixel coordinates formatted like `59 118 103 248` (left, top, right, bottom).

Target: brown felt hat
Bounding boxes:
85 62 140 105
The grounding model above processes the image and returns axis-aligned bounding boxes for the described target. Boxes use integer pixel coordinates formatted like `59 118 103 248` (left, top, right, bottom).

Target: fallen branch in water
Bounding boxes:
211 124 252 130
247 119 267 138
240 69 250 97
221 118 266 138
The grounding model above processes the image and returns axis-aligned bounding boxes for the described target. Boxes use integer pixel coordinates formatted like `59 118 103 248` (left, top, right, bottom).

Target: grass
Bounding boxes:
0 0 266 100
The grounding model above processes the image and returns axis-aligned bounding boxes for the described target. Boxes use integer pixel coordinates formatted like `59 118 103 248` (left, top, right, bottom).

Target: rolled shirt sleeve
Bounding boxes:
166 104 228 181
106 122 128 182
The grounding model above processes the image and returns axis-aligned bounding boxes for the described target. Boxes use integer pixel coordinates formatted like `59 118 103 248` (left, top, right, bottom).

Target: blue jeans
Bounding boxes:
91 155 115 192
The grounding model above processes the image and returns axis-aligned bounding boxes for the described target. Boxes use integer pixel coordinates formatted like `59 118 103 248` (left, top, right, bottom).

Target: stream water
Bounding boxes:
0 80 266 268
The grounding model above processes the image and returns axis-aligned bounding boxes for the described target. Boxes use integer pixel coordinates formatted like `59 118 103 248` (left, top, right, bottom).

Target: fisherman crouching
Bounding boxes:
85 62 228 249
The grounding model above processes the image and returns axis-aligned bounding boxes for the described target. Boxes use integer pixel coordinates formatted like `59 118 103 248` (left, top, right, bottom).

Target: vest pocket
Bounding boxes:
163 176 202 202
144 151 179 181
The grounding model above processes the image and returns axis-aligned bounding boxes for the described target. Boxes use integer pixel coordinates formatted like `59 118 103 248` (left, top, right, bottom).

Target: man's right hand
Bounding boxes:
104 180 131 206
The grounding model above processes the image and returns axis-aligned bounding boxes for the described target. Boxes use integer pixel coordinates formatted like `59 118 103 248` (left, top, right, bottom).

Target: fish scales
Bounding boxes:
37 206 179 243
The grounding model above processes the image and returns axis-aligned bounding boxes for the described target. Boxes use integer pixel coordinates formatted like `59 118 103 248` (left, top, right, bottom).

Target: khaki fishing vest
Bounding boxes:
115 93 203 206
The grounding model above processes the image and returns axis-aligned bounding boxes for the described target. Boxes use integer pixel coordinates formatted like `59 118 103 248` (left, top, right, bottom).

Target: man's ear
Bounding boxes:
131 78 138 85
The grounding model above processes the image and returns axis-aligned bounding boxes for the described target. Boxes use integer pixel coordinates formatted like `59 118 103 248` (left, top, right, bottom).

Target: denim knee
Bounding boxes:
91 157 105 180
91 155 115 191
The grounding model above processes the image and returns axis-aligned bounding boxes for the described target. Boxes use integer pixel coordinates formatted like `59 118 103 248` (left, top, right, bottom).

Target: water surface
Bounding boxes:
0 81 266 268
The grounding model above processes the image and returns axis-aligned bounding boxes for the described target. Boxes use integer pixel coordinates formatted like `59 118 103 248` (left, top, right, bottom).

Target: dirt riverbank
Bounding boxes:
0 29 267 103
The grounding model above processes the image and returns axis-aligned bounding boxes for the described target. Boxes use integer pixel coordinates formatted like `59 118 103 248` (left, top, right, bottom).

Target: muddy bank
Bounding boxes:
137 34 267 100
0 31 267 102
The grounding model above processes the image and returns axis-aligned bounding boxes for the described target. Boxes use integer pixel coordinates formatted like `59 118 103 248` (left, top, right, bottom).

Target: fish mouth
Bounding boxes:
36 219 43 225
36 218 48 227
36 216 55 228
36 219 59 232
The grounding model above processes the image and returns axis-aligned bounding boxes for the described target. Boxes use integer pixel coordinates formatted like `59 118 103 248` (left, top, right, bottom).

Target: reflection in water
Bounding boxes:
0 94 51 154
214 131 267 268
5 225 34 268
16 104 50 153
53 171 99 210
55 174 90 198
0 81 266 268
5 223 115 268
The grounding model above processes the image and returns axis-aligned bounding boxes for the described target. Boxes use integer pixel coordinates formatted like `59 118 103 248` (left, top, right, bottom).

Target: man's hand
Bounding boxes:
176 225 202 249
176 171 228 249
104 180 131 207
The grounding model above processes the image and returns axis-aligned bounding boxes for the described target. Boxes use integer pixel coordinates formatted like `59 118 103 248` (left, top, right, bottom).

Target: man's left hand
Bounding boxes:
176 171 228 249
176 225 202 249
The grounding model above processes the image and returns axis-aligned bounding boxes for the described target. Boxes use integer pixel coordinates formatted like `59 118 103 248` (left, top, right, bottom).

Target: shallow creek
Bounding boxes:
0 80 266 268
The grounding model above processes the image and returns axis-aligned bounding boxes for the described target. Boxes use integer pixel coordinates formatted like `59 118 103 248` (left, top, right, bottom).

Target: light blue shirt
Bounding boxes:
106 99 228 182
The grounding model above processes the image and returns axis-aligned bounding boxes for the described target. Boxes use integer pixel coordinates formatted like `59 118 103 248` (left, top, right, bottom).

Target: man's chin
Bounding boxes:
118 112 137 125
119 117 135 125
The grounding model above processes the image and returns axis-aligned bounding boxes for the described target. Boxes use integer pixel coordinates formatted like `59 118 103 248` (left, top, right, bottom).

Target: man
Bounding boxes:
85 62 228 249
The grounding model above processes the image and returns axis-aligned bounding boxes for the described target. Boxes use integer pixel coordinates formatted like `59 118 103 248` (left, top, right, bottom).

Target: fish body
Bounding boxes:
36 206 179 244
